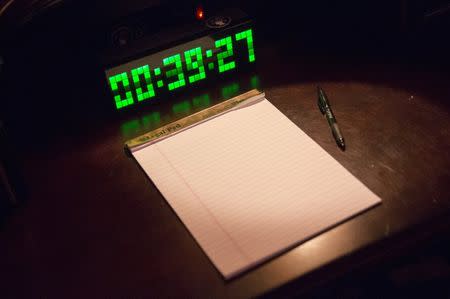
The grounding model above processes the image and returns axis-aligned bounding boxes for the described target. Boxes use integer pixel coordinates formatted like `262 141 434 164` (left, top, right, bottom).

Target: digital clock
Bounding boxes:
105 20 256 111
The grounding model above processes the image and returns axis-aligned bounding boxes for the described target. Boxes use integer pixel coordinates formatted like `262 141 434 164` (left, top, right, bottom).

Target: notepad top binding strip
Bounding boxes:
125 89 265 152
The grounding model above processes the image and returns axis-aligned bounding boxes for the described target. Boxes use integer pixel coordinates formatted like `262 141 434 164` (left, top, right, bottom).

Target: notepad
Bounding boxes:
131 92 381 279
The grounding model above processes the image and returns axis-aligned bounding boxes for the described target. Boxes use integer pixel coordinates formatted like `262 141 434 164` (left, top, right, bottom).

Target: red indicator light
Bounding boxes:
195 5 204 20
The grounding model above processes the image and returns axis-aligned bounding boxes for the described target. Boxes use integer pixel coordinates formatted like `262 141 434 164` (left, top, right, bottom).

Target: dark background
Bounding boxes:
0 0 449 143
1 0 450 298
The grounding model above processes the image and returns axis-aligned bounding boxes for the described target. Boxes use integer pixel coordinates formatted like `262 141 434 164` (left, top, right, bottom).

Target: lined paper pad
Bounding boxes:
132 97 381 279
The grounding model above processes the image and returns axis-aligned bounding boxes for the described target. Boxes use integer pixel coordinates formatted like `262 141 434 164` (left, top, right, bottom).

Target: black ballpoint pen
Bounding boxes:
317 86 346 151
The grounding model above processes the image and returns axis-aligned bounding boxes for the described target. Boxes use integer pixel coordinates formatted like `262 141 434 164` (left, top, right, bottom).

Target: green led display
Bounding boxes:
131 65 155 101
106 27 256 110
163 54 186 91
109 72 134 109
184 47 206 84
215 36 235 73
236 29 256 62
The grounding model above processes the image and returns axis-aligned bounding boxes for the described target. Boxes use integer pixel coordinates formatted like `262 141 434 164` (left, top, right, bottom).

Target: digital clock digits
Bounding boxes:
106 28 256 110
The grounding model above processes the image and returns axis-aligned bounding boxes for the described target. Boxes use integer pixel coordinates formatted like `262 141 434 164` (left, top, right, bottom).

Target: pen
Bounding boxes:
317 86 345 151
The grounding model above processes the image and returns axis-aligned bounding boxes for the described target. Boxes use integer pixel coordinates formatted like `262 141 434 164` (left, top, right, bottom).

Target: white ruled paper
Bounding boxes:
133 97 381 279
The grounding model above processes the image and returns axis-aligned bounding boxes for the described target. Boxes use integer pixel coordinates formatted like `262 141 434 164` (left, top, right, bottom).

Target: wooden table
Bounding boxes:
1 33 450 298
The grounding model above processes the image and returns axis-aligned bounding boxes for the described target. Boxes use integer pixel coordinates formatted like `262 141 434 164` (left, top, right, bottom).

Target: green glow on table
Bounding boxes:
120 119 140 138
192 94 211 109
131 65 156 102
250 75 260 89
208 62 214 70
221 82 240 99
109 72 134 109
141 111 161 129
172 100 191 115
120 111 161 138
235 29 256 62
163 54 186 91
215 36 235 73
184 47 206 84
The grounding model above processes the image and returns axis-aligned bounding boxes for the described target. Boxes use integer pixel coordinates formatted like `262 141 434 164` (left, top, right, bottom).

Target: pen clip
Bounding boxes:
317 86 327 115
318 96 327 115
318 101 326 115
